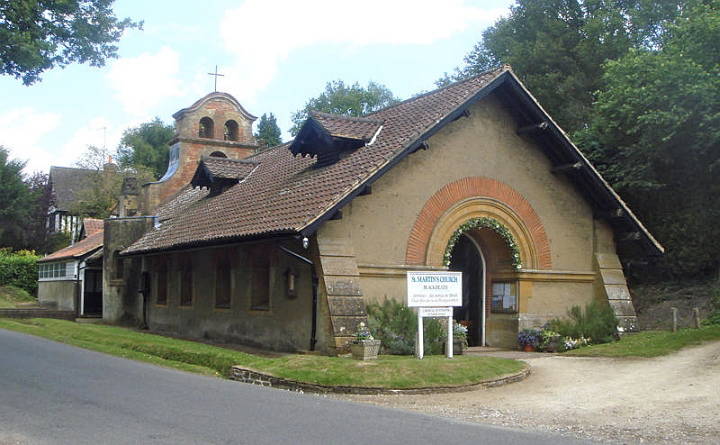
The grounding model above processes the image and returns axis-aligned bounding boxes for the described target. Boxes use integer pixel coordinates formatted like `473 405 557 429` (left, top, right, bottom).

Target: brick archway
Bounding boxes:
405 177 552 269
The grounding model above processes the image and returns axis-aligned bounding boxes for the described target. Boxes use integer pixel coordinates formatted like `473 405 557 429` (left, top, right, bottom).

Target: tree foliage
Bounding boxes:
117 118 174 179
254 113 282 148
578 0 720 278
440 0 683 133
0 0 141 85
290 80 399 135
0 147 33 249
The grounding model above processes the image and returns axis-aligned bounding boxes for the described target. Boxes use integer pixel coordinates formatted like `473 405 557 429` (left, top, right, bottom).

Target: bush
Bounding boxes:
702 287 720 326
367 298 445 355
548 300 619 344
0 248 40 295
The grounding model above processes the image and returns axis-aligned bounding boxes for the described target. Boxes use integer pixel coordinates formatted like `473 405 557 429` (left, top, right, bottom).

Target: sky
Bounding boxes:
0 0 514 175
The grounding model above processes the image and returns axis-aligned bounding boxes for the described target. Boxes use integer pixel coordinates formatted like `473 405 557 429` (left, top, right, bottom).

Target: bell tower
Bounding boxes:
139 92 259 214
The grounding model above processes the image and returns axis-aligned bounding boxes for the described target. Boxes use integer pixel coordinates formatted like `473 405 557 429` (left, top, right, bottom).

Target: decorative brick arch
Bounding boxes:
405 177 552 269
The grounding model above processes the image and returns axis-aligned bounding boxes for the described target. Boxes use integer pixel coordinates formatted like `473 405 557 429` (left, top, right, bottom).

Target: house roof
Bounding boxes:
38 231 104 263
48 166 97 211
172 91 257 122
82 218 104 236
123 66 662 256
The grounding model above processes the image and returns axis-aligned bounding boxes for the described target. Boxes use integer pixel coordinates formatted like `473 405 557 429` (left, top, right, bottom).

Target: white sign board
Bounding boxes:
418 307 453 317
406 271 462 307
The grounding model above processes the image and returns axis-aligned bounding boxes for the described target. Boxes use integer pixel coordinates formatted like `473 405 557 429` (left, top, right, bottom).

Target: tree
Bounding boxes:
290 80 399 135
577 0 720 279
254 113 282 148
1 0 141 85
0 147 33 249
117 118 174 179
24 171 52 253
440 0 683 133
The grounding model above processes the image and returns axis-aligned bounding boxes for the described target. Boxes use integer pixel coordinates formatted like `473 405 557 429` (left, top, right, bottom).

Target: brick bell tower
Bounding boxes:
139 92 259 214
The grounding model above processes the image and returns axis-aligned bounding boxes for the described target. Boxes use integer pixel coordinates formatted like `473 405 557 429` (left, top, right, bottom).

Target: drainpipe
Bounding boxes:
278 245 318 351
76 261 88 318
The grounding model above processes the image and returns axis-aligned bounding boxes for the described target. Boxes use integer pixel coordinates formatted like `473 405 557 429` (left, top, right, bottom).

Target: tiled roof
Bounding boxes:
123 65 662 255
123 67 506 255
82 218 104 236
309 111 383 141
202 157 259 180
39 231 104 262
48 167 97 211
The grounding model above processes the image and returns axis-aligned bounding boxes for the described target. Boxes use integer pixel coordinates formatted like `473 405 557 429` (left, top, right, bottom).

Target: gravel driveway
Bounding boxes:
334 341 720 444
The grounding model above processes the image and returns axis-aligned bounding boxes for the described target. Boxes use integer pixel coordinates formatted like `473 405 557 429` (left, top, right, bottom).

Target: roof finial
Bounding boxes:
207 65 225 92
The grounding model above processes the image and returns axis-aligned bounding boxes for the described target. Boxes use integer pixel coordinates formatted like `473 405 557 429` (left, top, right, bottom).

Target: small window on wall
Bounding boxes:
491 282 517 313
157 264 168 305
215 259 231 309
250 254 270 310
180 261 193 307
39 262 70 279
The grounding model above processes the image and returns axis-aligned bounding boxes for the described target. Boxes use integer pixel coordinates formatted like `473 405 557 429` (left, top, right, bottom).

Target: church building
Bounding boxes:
102 65 662 354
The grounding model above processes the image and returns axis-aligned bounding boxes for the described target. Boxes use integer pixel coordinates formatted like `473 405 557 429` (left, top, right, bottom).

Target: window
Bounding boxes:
114 252 124 279
180 260 193 307
223 120 239 141
38 262 71 279
250 254 270 310
209 151 227 158
491 282 517 313
215 259 231 309
157 264 167 305
199 117 214 138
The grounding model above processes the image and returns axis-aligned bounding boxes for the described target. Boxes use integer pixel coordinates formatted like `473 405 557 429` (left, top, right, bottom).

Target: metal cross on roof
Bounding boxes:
207 65 225 92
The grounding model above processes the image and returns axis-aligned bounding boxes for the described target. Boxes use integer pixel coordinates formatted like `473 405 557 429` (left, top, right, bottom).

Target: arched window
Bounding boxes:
209 151 227 158
199 117 214 138
224 120 239 141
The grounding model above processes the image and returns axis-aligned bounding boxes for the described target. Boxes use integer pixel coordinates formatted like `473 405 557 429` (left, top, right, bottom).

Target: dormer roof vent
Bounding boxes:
288 111 384 167
191 156 259 194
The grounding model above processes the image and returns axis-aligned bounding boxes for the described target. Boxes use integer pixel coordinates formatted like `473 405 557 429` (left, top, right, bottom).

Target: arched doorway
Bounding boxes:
448 234 485 346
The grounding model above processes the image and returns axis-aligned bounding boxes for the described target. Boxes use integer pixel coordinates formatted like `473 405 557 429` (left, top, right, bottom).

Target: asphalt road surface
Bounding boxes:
0 328 592 445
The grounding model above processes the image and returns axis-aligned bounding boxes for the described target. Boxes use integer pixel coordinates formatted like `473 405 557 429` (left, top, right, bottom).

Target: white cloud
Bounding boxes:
0 107 61 173
219 0 506 100
106 46 184 116
59 117 125 166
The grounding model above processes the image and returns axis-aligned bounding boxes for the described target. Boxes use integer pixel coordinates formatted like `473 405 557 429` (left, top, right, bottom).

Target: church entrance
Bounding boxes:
448 234 485 346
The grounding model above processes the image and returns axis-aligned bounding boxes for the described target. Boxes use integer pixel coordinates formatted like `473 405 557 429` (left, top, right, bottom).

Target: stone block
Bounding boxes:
324 276 362 296
331 315 367 337
327 296 367 316
608 299 637 317
319 256 359 276
595 253 622 270
599 269 627 286
604 284 631 300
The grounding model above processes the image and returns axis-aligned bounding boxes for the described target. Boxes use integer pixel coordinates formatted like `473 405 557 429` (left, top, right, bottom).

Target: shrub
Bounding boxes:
548 300 619 344
366 298 444 355
0 248 41 295
702 287 720 326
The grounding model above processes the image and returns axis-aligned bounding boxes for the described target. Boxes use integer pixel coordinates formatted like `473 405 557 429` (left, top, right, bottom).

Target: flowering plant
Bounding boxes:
562 336 590 350
517 328 541 348
354 322 374 342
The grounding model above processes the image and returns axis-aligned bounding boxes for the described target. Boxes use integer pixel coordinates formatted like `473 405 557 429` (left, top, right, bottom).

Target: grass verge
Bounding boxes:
0 285 36 308
0 318 525 389
563 325 720 358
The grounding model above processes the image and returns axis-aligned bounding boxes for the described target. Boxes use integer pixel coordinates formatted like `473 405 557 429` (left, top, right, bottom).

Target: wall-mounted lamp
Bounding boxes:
302 237 309 249
286 268 298 298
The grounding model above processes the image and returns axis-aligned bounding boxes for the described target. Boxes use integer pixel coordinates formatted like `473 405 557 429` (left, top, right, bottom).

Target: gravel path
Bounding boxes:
334 342 720 444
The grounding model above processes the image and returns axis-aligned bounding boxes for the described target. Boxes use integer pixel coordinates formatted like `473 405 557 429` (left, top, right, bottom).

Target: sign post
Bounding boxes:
407 271 462 359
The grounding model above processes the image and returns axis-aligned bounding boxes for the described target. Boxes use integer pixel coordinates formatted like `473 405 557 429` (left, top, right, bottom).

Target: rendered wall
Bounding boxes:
144 240 315 352
37 280 76 311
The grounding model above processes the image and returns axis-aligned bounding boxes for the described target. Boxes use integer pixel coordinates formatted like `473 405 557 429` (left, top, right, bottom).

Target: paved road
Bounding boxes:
0 328 592 445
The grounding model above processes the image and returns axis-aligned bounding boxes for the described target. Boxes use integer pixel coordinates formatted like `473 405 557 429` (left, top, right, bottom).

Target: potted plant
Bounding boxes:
538 328 563 352
445 322 468 355
350 322 381 360
517 328 540 352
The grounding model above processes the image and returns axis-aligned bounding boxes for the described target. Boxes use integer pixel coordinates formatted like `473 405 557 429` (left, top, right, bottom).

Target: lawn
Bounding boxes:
0 318 525 389
563 325 720 358
0 285 37 308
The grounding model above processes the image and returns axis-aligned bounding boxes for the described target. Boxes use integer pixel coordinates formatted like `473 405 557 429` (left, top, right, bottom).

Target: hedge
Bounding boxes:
0 250 40 295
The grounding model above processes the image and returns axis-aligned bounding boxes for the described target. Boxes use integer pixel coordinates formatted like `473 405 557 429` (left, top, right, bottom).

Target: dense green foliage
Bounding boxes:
443 0 718 280
549 300 619 344
290 80 399 135
564 325 720 357
0 147 34 248
702 287 720 326
0 248 40 295
254 113 282 148
440 0 683 133
117 118 174 180
0 0 140 85
367 299 445 355
0 319 525 388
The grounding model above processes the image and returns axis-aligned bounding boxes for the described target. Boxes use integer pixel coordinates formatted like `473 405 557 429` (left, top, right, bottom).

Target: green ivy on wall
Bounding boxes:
443 217 522 269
